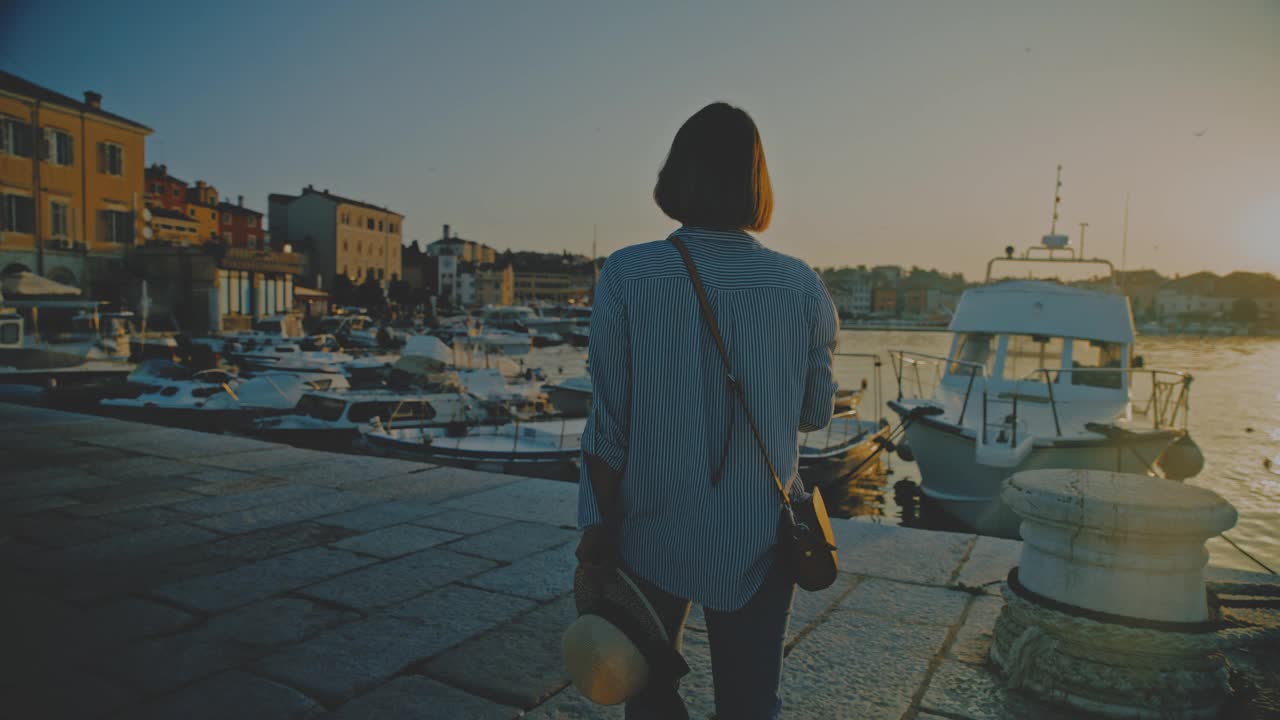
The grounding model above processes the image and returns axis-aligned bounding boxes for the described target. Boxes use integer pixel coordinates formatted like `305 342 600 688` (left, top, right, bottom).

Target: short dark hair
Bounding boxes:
654 102 773 232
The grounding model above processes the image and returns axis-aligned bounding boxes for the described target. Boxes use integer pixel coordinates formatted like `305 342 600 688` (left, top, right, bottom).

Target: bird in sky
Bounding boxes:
1194 129 1207 137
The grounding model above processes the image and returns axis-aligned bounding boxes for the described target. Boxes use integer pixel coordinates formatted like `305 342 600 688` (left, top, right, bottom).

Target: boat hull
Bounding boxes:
358 431 579 480
798 422 889 492
892 407 1183 538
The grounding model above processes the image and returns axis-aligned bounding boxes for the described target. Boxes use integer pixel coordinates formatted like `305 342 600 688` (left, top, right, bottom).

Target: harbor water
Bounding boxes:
523 330 1280 574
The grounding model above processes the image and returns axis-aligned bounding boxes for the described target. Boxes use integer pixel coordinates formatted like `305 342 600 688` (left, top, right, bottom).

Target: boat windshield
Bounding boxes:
1001 335 1066 384
949 333 994 376
1067 339 1124 389
295 394 346 421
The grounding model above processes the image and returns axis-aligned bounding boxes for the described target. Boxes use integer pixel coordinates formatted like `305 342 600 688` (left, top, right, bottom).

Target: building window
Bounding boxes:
0 194 36 233
152 183 162 193
248 237 257 249
0 117 34 158
343 240 348 251
223 232 232 243
100 142 124 176
389 223 396 233
41 128 74 166
366 218 374 230
101 209 131 243
378 220 384 231
50 200 69 238
248 217 257 228
222 213 231 224
188 208 196 217
210 210 216 220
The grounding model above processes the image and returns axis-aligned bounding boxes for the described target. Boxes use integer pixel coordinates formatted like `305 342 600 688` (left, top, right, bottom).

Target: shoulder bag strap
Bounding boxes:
669 236 791 506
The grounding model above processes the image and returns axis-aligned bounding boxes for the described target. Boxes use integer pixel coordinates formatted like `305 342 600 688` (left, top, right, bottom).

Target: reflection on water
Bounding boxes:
528 330 1280 574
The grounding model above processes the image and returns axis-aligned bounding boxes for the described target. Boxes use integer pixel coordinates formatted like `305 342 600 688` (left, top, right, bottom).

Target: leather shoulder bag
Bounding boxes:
669 236 839 592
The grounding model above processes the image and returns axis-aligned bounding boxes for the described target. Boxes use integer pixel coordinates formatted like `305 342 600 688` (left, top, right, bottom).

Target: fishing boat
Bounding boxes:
358 415 586 479
543 374 592 417
798 411 889 491
99 360 241 427
887 230 1203 538
200 372 350 430
249 389 491 449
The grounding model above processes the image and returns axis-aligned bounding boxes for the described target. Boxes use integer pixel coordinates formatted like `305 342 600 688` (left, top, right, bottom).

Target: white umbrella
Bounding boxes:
1 271 81 296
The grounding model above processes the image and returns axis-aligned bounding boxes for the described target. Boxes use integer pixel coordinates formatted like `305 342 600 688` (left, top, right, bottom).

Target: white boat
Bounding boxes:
200 371 350 430
250 389 491 449
358 416 586 479
233 343 354 374
798 412 888 491
543 375 592 417
887 236 1202 538
100 361 240 425
0 305 134 385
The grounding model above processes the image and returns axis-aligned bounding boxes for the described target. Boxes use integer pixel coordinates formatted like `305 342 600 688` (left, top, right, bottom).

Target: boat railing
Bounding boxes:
890 349 1193 441
1008 367 1193 436
889 350 986 407
813 352 885 450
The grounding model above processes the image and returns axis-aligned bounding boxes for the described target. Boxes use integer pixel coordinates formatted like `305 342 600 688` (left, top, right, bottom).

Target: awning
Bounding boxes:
2 271 82 297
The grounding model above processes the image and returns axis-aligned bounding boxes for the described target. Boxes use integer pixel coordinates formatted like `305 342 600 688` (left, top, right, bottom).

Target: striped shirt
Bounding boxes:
578 226 839 611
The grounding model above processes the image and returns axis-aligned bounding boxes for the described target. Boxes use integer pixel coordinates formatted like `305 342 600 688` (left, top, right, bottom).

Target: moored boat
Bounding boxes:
358 416 585 479
888 233 1202 538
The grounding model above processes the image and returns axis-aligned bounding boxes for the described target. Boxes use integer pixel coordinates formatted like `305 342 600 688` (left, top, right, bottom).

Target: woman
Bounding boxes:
577 102 839 720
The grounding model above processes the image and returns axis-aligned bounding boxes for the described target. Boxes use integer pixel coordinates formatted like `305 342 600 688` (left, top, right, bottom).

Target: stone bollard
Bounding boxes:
989 469 1239 720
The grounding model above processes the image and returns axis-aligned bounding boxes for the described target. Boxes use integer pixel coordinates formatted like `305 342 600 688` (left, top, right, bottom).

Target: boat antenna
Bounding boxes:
1121 192 1130 288
1049 164 1063 236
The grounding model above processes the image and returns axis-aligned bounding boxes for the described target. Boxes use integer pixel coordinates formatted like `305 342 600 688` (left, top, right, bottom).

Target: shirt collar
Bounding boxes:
672 225 762 248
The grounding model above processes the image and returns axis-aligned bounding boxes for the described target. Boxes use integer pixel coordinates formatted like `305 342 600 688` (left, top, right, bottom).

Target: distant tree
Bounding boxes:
1231 298 1259 323
356 275 388 317
330 274 356 307
388 279 412 308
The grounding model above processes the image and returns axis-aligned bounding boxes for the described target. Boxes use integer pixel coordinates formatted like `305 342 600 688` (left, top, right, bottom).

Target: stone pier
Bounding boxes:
1 402 1276 719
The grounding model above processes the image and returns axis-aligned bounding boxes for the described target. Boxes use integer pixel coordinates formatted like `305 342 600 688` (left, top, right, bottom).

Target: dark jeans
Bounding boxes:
625 560 795 720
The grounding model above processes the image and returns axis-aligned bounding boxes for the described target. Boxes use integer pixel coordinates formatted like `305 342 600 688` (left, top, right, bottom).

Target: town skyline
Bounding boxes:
3 1 1276 281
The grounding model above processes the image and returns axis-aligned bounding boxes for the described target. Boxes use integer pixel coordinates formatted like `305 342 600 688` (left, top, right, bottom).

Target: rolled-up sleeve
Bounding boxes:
799 282 839 432
577 261 630 528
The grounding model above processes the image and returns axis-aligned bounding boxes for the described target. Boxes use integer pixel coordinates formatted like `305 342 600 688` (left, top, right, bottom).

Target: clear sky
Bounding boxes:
3 0 1276 279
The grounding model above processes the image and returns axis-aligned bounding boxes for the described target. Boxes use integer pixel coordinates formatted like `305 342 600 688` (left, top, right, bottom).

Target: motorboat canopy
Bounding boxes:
950 281 1134 346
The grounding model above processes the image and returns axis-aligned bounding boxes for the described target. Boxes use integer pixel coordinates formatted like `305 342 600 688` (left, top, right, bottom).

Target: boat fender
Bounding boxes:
896 442 915 462
1157 435 1205 480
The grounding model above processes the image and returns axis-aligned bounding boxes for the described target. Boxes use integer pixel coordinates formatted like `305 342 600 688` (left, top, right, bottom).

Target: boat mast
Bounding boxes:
1049 164 1063 236
589 224 598 305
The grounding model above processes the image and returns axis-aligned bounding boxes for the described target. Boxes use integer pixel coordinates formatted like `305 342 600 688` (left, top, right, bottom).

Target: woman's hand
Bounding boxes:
576 523 621 582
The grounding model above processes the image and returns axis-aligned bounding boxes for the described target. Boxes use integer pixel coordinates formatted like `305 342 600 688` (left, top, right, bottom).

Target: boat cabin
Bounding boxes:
933 281 1136 435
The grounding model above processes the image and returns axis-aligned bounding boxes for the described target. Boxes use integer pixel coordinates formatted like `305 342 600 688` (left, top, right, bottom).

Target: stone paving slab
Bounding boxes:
832 520 976 585
175 482 332 516
299 547 496 610
466 541 578 601
268 456 433 489
954 535 1022 594
330 524 461 558
440 476 579 527
64 488 205 517
329 675 521 719
782 610 955 718
350 465 521 502
128 670 321 720
205 521 360 562
316 498 449 531
193 446 337 471
413 509 514 535
154 546 378 613
193 491 380 534
424 594 577 709
442 520 578 562
254 614 475 705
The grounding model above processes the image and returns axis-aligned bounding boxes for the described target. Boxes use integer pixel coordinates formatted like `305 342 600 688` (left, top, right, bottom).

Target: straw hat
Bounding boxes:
562 566 689 705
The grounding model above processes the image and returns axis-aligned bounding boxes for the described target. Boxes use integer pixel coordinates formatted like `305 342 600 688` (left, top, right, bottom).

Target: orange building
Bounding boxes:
0 71 151 286
144 165 219 243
